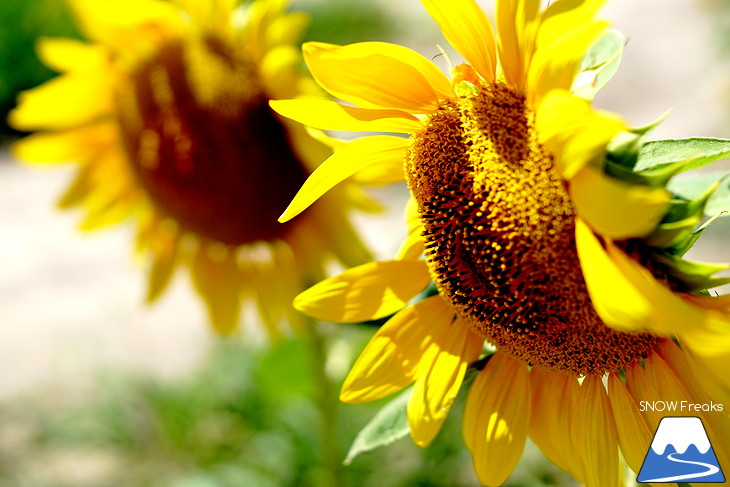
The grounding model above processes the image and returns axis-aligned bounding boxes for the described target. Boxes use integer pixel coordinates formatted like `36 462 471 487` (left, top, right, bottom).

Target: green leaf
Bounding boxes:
635 138 730 173
573 29 624 99
343 387 411 465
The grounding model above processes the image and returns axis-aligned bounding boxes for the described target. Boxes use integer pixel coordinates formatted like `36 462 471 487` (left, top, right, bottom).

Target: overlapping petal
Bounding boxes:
577 219 730 354
570 166 671 239
293 260 431 323
9 73 113 131
570 375 619 487
11 122 117 164
408 318 482 447
279 136 410 222
340 296 453 403
607 373 653 475
303 41 453 113
527 21 608 105
421 0 497 82
270 99 420 133
529 367 580 474
496 0 540 90
537 90 625 178
463 353 530 486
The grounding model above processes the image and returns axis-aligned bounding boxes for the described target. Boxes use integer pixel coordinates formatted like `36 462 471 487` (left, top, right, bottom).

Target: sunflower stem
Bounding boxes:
304 317 343 487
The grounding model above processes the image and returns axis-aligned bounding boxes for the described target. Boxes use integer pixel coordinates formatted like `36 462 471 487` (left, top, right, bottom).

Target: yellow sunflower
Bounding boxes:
271 0 730 485
9 0 372 336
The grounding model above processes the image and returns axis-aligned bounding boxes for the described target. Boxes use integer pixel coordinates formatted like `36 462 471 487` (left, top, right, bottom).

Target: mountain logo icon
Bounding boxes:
637 416 725 483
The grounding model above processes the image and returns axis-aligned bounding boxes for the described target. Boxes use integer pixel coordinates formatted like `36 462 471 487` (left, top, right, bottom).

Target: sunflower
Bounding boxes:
9 0 373 336
271 0 730 484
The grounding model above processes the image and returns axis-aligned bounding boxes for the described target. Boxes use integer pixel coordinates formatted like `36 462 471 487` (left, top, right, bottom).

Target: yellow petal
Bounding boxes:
408 319 482 447
577 218 730 353
265 11 309 51
340 296 453 403
537 90 624 179
67 0 182 48
528 367 580 475
658 339 730 477
421 0 497 82
570 375 619 487
36 37 107 73
463 353 530 486
9 73 114 131
528 21 608 105
496 0 541 90
627 352 730 479
190 243 242 335
538 0 607 47
659 339 730 403
280 135 409 222
260 45 301 99
570 167 671 239
293 260 431 323
606 373 653 475
575 218 654 330
352 158 406 185
624 360 664 428
684 346 730 398
270 99 421 133
396 197 426 260
303 41 453 112
12 122 117 164
145 229 180 304
395 229 425 261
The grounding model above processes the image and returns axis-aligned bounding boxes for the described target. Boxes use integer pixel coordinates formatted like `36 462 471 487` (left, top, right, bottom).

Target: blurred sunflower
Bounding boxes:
271 0 730 485
9 0 372 335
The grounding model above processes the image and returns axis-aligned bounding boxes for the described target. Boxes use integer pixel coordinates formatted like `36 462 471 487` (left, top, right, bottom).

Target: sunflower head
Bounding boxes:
407 83 662 376
272 0 730 484
10 0 371 335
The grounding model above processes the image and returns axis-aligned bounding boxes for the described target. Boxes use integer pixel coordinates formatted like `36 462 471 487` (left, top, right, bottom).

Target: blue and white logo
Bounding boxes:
637 416 725 483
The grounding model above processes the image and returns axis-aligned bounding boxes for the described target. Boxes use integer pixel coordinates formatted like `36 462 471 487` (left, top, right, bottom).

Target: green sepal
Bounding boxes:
343 387 411 465
606 111 670 170
652 253 730 293
673 211 729 256
669 171 730 218
604 157 681 187
645 215 702 250
663 179 721 224
573 29 624 99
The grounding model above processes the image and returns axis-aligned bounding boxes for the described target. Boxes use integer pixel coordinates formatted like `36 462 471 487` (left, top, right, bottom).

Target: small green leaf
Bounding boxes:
573 29 624 99
343 387 411 465
635 138 730 173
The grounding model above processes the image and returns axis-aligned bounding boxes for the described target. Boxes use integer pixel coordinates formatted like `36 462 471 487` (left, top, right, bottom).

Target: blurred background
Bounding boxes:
1 0 729 486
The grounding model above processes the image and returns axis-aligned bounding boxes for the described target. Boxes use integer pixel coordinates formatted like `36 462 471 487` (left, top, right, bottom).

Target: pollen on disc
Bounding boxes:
406 82 659 376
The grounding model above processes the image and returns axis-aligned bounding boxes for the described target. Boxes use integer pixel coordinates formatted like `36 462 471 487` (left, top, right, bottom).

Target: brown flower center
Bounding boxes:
406 82 659 376
116 34 309 245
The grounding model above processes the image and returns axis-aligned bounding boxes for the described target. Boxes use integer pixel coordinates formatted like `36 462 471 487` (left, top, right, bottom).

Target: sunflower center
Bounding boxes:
406 83 658 376
116 35 309 245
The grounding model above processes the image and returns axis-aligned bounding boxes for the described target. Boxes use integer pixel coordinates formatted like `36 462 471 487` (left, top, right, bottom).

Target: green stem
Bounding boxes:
304 318 342 487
